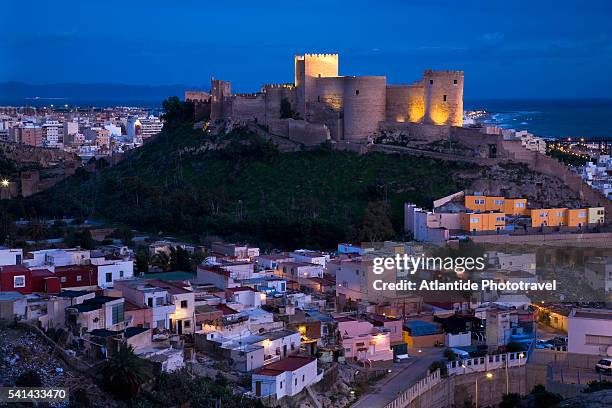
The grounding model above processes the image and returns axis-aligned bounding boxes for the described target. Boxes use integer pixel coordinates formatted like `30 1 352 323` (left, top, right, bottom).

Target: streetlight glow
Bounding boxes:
485 372 493 379
1 179 9 187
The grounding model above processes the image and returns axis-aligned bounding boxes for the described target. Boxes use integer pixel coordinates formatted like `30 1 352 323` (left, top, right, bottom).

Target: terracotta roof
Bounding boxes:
216 304 239 316
0 265 30 273
253 356 316 376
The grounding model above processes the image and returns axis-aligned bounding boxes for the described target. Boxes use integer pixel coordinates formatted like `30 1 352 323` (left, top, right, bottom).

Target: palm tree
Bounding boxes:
102 344 151 400
27 219 49 241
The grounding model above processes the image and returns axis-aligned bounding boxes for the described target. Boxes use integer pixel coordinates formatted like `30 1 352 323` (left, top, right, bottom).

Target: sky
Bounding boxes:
2 0 612 99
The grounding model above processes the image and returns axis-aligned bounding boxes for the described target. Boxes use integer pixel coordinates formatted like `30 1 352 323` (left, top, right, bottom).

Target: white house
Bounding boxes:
290 250 328 268
114 278 176 330
91 259 133 289
25 248 90 268
568 308 612 356
226 286 264 308
0 248 22 266
279 262 323 279
252 356 322 399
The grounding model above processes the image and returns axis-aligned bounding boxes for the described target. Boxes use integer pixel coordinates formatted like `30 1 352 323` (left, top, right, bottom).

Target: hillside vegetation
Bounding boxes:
0 98 483 248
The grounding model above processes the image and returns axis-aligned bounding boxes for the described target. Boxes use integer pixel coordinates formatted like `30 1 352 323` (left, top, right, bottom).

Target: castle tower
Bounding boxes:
210 78 231 122
423 70 464 127
294 53 339 119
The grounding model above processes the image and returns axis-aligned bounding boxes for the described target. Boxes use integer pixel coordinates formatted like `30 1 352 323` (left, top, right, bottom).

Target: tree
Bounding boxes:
151 252 171 272
27 219 49 241
444 348 457 361
499 393 522 408
135 246 150 274
102 344 151 400
428 360 448 377
169 246 191 271
359 201 395 243
528 384 562 408
117 227 134 245
65 229 96 250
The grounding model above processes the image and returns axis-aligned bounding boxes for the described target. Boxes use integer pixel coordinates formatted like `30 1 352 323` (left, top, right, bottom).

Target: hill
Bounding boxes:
0 101 585 249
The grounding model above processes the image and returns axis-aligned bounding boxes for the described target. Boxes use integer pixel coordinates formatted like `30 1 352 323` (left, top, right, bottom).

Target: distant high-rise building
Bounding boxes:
42 120 64 147
127 115 163 144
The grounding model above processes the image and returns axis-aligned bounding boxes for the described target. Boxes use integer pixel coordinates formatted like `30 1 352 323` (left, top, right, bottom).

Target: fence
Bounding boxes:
382 369 442 408
447 352 527 376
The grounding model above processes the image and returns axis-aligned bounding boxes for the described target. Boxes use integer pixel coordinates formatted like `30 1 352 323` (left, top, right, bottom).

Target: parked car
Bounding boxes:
536 340 554 349
395 354 410 363
595 358 612 374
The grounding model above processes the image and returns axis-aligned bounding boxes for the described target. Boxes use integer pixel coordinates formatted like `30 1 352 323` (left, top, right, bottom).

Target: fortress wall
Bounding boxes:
378 121 451 142
184 91 210 102
385 83 425 123
230 94 266 124
424 70 464 127
343 76 387 142
268 118 330 146
263 85 295 125
315 76 345 111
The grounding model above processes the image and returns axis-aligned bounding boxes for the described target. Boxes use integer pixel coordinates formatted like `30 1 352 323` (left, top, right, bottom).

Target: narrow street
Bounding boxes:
351 348 444 408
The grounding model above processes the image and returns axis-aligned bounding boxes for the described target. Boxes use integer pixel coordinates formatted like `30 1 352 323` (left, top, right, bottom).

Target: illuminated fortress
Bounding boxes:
203 53 464 143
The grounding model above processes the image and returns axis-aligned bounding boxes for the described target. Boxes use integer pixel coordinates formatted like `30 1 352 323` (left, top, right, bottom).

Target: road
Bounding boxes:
352 348 444 408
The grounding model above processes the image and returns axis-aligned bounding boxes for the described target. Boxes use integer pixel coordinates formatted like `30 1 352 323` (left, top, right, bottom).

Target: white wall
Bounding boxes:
568 314 612 355
0 248 22 266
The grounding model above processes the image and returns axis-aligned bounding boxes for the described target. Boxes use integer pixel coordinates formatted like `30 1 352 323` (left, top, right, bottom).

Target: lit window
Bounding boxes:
76 275 82 282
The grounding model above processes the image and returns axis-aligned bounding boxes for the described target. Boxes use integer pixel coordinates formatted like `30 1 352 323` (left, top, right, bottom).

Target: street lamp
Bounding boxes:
1 179 9 188
462 363 494 408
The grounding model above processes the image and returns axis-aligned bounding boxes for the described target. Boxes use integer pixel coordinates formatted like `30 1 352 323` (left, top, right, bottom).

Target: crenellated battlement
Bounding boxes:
423 69 464 76
295 53 339 59
261 83 295 90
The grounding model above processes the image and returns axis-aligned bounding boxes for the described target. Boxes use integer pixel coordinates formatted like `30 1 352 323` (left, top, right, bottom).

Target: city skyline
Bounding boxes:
3 0 612 98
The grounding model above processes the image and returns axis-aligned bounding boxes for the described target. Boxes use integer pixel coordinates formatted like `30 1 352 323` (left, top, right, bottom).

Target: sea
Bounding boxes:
464 98 612 140
2 97 611 140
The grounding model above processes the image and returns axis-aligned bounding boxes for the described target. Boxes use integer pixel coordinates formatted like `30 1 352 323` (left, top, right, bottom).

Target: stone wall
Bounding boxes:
230 93 267 124
386 83 425 123
268 118 330 146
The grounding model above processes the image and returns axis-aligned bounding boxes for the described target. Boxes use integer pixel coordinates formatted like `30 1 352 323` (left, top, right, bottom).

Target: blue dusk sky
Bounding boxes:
2 0 612 99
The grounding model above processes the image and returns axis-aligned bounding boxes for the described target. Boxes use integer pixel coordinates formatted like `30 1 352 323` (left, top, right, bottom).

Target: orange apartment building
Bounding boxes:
530 208 589 228
461 212 506 232
465 195 528 216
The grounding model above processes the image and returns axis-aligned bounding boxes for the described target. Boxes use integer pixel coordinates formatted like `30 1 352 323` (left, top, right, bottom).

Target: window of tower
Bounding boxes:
443 95 447 101
318 74 321 77
429 80 434 85
355 90 359 95
453 79 458 85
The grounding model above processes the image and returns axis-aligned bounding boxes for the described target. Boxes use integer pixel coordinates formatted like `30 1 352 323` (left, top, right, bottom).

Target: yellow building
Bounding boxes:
587 207 605 225
461 212 505 232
